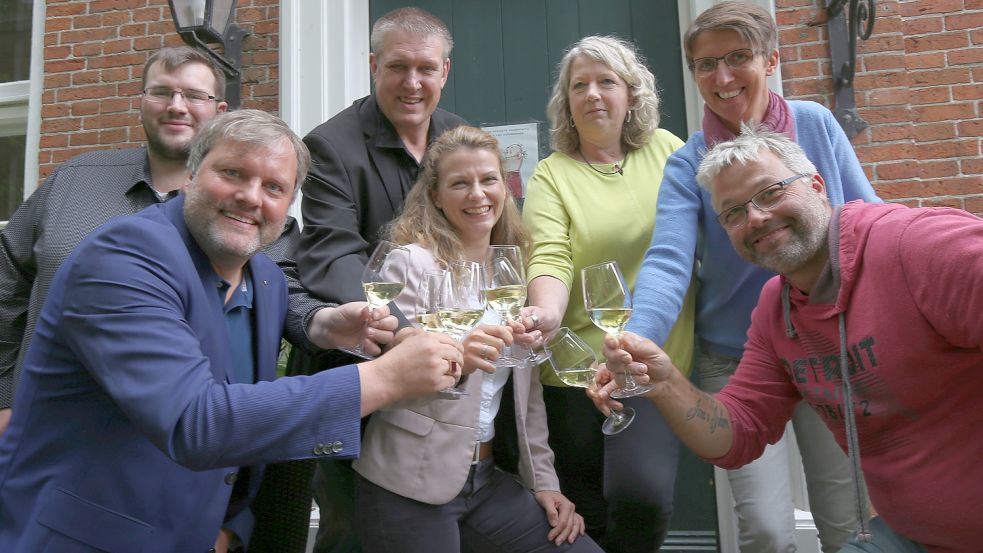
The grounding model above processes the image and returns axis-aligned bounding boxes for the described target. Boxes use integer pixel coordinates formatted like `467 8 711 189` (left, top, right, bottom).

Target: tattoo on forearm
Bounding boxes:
685 388 731 434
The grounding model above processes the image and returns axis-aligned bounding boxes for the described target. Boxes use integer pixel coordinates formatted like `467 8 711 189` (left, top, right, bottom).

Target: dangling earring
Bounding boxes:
569 115 576 128
625 110 632 124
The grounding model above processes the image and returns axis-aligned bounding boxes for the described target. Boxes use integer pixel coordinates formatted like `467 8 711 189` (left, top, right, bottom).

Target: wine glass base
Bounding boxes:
610 381 657 399
602 407 635 435
437 388 467 400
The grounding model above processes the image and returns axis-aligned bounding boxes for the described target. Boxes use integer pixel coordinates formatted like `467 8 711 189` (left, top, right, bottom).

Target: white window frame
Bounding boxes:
0 0 44 228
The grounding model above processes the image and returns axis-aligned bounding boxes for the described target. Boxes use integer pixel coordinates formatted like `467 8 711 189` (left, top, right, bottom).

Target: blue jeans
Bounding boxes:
837 517 926 553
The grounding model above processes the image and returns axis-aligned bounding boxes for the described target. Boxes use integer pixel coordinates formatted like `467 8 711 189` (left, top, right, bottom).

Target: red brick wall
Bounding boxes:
38 0 280 182
776 0 983 216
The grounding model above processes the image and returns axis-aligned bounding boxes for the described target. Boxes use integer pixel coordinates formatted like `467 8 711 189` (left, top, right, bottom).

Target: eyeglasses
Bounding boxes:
142 87 218 106
716 174 810 229
689 48 755 75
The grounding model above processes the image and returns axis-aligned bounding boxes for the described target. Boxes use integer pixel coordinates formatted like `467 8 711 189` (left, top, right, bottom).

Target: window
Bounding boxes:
0 0 40 224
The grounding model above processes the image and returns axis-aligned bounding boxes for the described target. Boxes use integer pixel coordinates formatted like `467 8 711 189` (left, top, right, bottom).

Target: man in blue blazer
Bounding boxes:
0 110 462 553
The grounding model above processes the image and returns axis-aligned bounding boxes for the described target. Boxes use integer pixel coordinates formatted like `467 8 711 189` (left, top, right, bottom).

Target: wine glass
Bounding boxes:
482 250 526 366
340 240 409 359
414 269 446 334
581 261 655 398
486 245 550 365
435 260 485 398
547 327 633 435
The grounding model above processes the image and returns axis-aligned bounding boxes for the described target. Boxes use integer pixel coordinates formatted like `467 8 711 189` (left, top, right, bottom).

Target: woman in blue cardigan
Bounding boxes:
627 2 878 551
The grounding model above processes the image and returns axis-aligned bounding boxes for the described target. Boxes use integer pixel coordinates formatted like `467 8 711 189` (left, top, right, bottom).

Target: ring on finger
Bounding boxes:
481 344 490 360
529 313 540 328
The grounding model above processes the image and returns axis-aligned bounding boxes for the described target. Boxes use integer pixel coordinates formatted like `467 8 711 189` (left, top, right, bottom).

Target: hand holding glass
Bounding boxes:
341 241 409 359
581 261 656 397
547 327 633 435
482 249 526 366
434 261 485 398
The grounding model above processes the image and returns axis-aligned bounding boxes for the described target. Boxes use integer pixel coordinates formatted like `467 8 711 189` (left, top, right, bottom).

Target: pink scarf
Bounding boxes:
702 89 796 147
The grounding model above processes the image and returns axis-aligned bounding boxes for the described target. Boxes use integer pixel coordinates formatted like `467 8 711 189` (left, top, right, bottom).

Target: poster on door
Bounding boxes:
482 122 540 202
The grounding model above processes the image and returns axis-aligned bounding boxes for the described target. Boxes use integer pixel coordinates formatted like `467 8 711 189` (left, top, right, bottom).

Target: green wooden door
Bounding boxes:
370 1 718 548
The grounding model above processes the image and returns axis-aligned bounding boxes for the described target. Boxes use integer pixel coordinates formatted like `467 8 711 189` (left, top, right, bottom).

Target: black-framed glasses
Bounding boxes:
689 48 755 75
142 87 218 106
716 174 811 229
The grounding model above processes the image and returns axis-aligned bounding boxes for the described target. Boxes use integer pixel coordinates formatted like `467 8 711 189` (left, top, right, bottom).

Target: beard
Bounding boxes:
143 119 193 161
183 182 281 264
741 196 831 276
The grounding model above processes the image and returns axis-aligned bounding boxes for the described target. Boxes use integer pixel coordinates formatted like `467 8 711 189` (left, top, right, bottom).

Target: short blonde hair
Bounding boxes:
683 1 777 68
546 35 661 155
387 126 529 265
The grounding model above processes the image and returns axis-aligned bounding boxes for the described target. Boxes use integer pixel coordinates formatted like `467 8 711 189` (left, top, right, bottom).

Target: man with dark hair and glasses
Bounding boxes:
0 47 229 440
599 126 983 552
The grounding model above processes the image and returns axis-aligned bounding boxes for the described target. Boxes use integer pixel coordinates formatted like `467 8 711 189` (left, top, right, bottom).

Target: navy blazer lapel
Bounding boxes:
249 256 284 383
161 196 236 384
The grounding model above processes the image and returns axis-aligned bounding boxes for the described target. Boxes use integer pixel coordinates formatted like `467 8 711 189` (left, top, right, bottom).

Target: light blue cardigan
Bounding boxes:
627 100 881 358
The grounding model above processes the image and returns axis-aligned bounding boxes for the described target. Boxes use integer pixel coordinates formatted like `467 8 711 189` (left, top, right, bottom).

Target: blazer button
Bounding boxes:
224 471 238 485
207 549 217 553
313 443 324 455
331 441 343 453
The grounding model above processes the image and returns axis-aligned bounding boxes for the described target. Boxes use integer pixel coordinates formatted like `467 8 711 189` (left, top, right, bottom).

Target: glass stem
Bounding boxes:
615 332 639 391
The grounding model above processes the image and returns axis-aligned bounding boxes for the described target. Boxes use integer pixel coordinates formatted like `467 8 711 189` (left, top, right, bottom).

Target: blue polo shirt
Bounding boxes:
220 271 255 384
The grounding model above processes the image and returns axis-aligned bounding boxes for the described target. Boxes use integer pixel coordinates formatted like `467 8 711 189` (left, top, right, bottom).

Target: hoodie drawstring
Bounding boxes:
782 283 870 542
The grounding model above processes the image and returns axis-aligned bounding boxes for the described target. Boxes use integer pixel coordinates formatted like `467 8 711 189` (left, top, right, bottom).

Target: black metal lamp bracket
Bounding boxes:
826 0 876 139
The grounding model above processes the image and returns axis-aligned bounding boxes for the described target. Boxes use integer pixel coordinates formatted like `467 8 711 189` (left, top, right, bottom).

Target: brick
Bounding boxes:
904 52 946 69
100 67 131 82
916 177 983 196
45 58 86 74
914 122 957 141
134 36 162 51
904 32 968 53
860 105 913 124
915 103 976 122
902 16 944 35
862 53 906 71
775 6 817 26
132 7 163 22
71 70 101 86
101 11 130 27
52 146 104 164
857 34 905 54
59 28 118 43
870 124 913 142
973 29 983 45
100 128 130 144
57 83 118 102
70 100 101 116
910 86 951 104
798 43 831 61
875 160 920 180
782 79 832 97
910 67 972 86
866 88 909 106
780 46 799 63
916 140 979 160
919 160 960 178
854 71 907 90
83 113 140 130
966 196 983 216
100 97 134 113
39 134 70 149
73 42 103 57
41 104 70 118
42 117 82 133
876 182 927 200
944 11 983 30
855 142 916 162
70 131 101 146
89 0 147 13
252 20 279 36
88 52 146 69
120 23 149 37
948 47 983 65
72 14 103 30
957 120 983 136
43 46 72 60
921 198 964 209
46 17 72 32
900 0 964 16
101 39 133 55
46 3 87 16
962 158 983 174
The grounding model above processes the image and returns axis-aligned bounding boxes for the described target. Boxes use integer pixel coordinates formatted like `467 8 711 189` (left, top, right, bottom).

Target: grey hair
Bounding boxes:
143 46 226 100
187 110 311 193
683 1 778 68
696 123 817 190
371 7 453 59
546 35 661 155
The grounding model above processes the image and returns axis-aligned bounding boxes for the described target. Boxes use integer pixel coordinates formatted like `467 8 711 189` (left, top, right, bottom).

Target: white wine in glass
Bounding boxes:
482 251 527 366
548 327 633 435
341 240 409 359
582 260 656 398
415 270 446 333
434 260 485 398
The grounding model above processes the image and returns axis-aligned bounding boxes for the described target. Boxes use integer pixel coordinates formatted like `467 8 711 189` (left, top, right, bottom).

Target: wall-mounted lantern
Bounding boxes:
167 0 246 109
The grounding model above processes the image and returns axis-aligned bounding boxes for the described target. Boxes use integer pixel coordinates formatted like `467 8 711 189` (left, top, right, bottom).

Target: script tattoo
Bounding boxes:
685 386 731 434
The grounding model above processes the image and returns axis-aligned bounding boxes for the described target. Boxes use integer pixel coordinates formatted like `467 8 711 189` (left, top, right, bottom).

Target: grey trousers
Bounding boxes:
354 458 603 553
698 352 860 553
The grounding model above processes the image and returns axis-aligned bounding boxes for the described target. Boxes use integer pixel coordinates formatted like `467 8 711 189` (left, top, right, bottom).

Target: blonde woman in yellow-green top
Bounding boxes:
520 35 696 552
